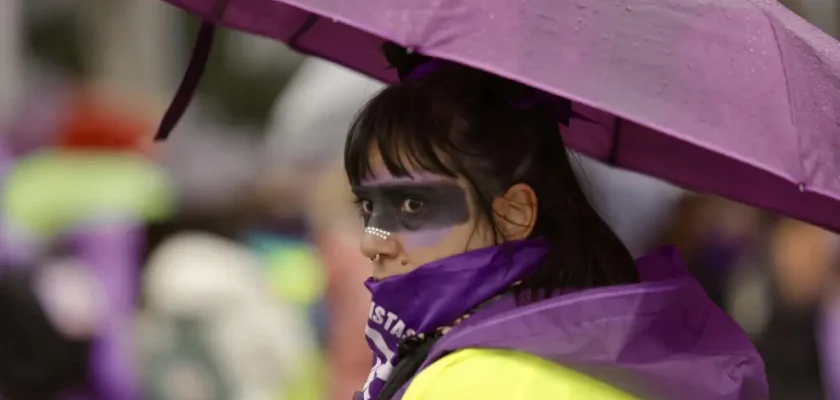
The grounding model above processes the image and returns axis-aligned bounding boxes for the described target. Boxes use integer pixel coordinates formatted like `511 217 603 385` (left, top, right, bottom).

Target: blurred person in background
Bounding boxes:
262 57 385 400
0 87 171 400
659 196 767 308
749 218 839 399
822 255 840 400
0 256 98 400
140 114 328 399
659 196 840 399
1 84 169 262
141 231 318 400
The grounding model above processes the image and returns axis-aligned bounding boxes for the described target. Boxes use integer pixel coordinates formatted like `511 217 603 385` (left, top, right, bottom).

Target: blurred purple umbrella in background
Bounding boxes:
156 0 840 234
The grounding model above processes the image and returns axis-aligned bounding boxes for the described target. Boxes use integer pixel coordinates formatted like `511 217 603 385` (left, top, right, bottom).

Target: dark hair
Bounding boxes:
0 265 92 400
346 43 639 398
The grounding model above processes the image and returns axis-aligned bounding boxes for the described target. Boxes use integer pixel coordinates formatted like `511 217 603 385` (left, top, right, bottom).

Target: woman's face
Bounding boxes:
351 148 495 280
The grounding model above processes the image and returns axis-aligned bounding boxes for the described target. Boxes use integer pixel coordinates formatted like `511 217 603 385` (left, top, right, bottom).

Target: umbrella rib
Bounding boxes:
288 15 320 51
154 22 217 141
154 0 230 141
607 118 623 165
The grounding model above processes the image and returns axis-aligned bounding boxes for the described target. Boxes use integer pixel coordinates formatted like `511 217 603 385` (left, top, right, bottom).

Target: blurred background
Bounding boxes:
0 0 837 399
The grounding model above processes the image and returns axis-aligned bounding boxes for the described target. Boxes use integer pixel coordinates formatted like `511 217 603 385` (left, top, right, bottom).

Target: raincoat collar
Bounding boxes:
398 246 768 400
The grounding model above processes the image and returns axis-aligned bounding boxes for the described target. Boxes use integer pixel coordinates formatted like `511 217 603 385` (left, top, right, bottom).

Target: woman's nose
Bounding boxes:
360 227 399 260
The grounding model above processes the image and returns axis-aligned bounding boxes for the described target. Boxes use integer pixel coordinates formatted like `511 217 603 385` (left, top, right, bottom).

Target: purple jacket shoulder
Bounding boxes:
400 246 769 400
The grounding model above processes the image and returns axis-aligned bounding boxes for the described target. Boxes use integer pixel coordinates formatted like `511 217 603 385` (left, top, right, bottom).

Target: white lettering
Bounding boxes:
362 325 395 399
366 303 415 340
389 320 405 337
384 312 398 330
373 306 386 324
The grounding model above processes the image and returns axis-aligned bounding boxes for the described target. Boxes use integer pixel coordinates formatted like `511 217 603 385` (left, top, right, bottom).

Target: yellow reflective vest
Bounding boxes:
404 348 640 400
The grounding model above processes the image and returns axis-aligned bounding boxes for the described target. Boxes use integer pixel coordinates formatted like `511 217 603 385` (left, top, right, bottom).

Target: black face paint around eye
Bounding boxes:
352 182 470 247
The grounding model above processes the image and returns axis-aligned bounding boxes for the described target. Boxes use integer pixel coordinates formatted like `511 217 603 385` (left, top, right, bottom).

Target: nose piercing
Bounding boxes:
371 253 381 263
365 226 391 241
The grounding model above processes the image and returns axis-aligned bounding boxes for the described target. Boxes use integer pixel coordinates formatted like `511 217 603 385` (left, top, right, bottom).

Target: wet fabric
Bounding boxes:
160 0 840 234
393 247 768 400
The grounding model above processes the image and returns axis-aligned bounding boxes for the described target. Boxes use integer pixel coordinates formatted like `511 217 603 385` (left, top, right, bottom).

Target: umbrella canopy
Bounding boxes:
161 0 840 232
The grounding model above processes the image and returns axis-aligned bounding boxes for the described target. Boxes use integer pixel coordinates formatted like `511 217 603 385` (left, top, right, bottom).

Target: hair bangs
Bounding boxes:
344 84 464 186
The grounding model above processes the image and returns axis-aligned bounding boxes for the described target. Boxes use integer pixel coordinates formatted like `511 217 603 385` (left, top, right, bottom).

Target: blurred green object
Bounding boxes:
247 234 328 400
248 234 325 306
3 151 175 236
278 355 326 400
266 247 325 305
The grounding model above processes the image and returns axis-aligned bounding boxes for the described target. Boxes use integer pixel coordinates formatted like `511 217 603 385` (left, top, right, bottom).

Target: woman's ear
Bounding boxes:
493 183 538 241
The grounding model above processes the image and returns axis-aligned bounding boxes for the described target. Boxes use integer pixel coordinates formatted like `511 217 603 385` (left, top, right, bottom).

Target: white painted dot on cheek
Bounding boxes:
364 226 392 241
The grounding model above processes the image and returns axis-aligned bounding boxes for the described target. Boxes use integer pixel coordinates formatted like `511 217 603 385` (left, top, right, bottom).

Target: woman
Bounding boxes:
348 44 768 400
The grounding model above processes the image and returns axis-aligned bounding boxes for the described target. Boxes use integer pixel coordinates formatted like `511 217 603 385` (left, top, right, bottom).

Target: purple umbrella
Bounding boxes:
157 0 840 232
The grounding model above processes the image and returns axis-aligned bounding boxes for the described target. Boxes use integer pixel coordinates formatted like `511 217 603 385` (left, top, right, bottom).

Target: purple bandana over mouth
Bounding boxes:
359 239 549 400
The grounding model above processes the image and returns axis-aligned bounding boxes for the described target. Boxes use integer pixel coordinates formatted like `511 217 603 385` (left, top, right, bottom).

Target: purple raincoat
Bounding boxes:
393 247 768 400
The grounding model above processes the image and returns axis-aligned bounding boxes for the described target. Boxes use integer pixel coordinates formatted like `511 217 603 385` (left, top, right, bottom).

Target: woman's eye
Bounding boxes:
360 200 373 214
358 199 374 215
400 199 424 214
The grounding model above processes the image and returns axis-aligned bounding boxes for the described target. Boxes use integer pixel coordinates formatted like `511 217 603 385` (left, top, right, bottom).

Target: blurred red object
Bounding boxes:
55 88 155 155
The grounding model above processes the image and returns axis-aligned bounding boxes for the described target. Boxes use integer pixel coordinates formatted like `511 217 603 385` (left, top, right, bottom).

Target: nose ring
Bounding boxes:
365 226 391 241
371 253 381 263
